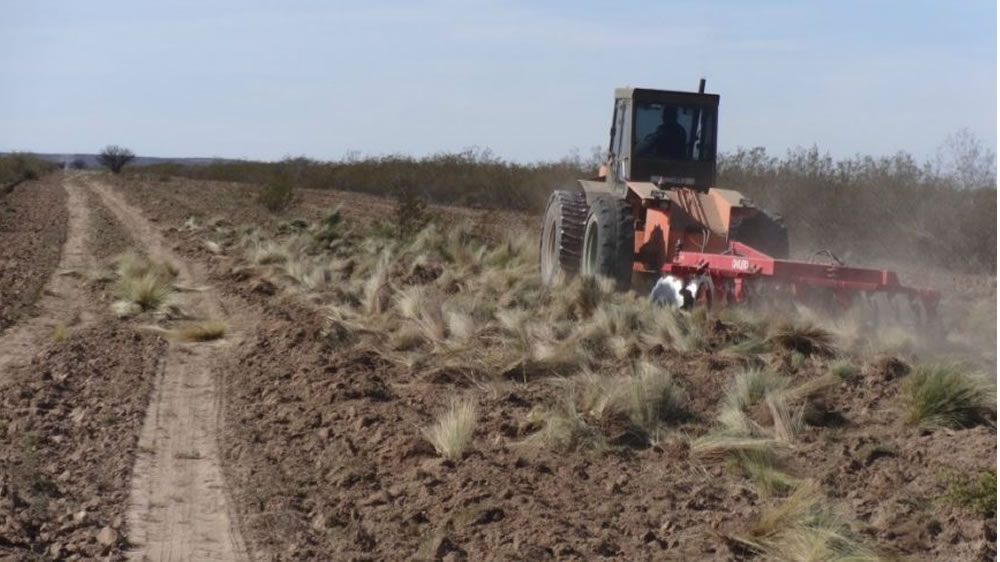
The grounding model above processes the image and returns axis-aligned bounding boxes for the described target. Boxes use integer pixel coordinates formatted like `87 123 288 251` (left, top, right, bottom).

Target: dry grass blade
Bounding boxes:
766 393 801 443
363 251 392 315
689 436 789 462
423 398 477 460
781 372 840 403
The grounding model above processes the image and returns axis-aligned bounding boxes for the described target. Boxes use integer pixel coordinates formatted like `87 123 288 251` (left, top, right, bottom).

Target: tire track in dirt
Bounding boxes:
0 174 95 380
84 176 247 561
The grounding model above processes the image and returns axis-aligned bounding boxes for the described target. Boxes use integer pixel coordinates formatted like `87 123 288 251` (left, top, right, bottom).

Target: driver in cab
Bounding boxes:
636 106 688 159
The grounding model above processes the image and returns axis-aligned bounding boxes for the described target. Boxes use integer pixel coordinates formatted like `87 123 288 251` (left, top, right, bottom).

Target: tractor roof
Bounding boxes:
614 87 719 105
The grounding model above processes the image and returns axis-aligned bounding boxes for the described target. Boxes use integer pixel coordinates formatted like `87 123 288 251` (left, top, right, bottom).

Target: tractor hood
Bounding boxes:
627 182 750 237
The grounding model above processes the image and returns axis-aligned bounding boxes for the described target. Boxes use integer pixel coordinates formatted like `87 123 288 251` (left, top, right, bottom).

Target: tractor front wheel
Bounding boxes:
540 190 588 285
580 196 634 290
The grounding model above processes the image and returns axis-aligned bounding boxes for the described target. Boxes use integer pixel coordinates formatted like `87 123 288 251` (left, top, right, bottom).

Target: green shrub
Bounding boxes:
0 153 57 191
393 187 431 239
257 178 295 212
944 469 997 517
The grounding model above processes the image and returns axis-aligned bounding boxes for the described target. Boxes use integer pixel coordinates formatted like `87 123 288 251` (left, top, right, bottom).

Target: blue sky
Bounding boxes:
1 0 996 162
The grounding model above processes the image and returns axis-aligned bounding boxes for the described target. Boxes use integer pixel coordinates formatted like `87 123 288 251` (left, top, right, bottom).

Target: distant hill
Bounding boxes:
0 153 239 169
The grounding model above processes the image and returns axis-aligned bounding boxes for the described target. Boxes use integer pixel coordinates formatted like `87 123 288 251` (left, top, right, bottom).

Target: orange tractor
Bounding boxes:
540 81 939 320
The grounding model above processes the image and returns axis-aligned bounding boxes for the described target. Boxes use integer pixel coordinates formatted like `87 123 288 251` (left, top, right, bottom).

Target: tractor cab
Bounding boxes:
606 84 719 192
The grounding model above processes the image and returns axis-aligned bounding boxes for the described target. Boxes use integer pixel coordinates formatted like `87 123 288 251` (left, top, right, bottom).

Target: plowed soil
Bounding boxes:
0 172 994 562
116 175 996 561
0 177 68 335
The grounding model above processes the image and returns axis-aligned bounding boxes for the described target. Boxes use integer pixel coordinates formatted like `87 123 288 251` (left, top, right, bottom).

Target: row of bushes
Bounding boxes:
129 134 996 272
0 154 58 194
130 147 597 211
720 143 997 271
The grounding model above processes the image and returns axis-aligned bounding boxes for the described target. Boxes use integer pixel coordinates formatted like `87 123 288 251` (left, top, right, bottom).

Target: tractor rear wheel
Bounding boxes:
580 196 634 290
540 190 588 285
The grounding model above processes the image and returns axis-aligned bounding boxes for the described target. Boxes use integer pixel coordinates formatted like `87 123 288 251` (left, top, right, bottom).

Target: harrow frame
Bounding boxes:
661 241 941 317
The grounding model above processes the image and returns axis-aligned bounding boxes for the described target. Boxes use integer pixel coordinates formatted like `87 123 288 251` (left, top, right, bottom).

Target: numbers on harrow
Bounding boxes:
731 258 750 271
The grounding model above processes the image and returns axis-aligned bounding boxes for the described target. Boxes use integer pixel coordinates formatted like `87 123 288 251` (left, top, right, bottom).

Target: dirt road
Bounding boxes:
0 173 245 559
84 176 247 561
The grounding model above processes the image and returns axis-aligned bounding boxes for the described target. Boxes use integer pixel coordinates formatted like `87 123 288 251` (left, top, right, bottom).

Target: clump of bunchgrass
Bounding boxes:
768 321 836 357
520 402 607 453
51 324 68 342
249 242 290 265
174 320 227 342
732 480 887 561
739 449 800 496
639 305 707 352
363 251 392 315
829 358 860 381
107 251 180 318
604 362 686 442
901 363 995 429
115 271 172 311
423 398 478 460
723 368 789 413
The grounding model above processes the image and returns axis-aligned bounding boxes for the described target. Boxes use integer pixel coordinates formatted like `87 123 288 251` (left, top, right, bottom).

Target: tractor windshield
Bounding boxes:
633 102 716 162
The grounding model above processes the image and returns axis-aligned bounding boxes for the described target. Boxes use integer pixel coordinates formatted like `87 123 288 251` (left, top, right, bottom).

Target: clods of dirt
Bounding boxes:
0 322 164 560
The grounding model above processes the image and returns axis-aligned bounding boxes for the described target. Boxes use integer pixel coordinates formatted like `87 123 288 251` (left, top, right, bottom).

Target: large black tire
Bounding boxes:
580 196 634 290
730 208 789 259
540 190 588 285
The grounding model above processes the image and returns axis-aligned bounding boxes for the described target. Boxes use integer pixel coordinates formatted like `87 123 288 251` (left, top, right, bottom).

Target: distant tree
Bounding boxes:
934 129 997 190
70 158 87 170
97 145 135 174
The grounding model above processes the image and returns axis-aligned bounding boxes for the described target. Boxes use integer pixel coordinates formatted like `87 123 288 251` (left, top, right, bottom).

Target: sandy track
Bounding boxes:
85 176 247 561
0 175 94 379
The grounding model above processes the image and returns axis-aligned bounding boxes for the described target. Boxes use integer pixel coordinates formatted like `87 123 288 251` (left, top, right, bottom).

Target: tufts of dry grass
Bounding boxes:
363 251 392 316
250 242 290 265
739 450 800 497
693 367 832 496
51 324 68 342
174 320 228 342
639 305 708 352
829 358 860 381
901 363 995 429
768 321 836 357
109 251 178 318
520 402 607 453
723 368 789 413
114 272 172 316
606 362 686 442
423 398 478 460
732 480 888 561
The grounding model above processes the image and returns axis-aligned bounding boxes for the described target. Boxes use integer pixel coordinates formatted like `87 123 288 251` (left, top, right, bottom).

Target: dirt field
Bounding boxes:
0 172 995 561
0 176 68 334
